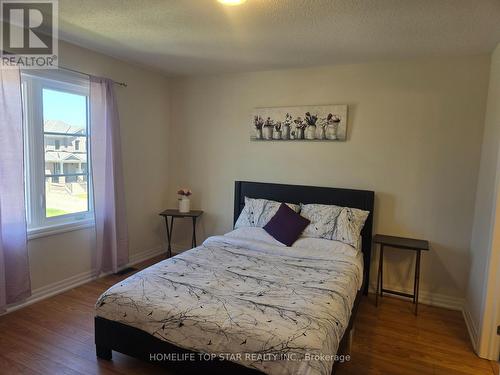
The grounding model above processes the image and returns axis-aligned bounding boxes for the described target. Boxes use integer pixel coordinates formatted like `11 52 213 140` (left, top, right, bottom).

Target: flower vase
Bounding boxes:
282 125 290 140
295 128 304 140
325 123 338 140
305 125 316 140
179 197 190 213
255 128 262 140
316 126 326 140
273 130 282 139
262 127 273 140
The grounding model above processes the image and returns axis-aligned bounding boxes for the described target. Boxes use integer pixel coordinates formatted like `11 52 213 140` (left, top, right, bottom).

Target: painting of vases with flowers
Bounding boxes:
251 104 348 142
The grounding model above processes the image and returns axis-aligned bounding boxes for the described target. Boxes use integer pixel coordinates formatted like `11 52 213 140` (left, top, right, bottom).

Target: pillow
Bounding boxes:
300 203 342 239
263 203 310 246
292 237 359 257
234 197 300 228
332 207 369 248
224 227 286 247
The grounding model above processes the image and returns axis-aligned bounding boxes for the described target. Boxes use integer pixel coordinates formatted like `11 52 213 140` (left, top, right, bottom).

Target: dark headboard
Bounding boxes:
233 181 374 295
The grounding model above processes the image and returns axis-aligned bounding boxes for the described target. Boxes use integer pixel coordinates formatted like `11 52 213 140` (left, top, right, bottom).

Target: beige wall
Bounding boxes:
28 41 170 290
168 56 490 302
466 43 500 359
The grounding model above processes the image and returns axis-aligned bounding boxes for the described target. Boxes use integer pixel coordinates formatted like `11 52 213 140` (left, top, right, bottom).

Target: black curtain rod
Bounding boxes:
59 66 128 87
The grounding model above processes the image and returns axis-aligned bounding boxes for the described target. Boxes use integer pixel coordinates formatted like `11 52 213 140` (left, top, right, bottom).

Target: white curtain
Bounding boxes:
0 67 31 311
90 77 129 275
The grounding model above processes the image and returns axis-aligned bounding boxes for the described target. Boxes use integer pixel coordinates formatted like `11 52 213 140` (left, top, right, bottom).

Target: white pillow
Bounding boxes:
300 203 342 239
292 237 359 257
234 197 300 228
332 207 369 249
224 227 285 246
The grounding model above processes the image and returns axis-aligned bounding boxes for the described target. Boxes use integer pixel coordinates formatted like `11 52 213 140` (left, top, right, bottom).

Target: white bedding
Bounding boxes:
225 228 362 260
95 232 363 375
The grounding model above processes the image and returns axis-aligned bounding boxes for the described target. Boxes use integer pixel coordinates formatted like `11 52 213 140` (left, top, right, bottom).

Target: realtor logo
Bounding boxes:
1 0 58 68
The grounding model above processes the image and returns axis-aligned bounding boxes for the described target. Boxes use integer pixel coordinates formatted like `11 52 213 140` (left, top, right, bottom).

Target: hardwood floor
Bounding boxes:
338 296 498 375
0 255 496 375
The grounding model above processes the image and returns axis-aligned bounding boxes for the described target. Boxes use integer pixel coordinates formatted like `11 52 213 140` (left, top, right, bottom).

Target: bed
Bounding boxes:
94 181 374 375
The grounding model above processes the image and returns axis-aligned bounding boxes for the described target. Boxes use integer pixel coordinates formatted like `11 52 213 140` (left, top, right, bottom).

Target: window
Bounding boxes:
21 70 93 234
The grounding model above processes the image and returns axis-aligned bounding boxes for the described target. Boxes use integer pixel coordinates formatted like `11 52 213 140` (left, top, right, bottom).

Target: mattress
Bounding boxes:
95 233 363 375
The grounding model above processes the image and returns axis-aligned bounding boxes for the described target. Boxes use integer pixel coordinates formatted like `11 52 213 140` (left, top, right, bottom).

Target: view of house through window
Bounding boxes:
43 88 89 217
22 71 92 230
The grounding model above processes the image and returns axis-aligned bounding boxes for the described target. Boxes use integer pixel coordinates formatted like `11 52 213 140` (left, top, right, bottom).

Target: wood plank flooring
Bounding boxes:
338 295 498 375
0 255 496 375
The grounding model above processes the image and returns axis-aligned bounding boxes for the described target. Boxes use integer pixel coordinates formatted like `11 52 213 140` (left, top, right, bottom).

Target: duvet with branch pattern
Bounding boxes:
95 235 363 375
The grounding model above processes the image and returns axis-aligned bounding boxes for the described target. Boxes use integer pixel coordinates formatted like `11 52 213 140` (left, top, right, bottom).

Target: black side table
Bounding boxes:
373 234 429 315
159 209 203 258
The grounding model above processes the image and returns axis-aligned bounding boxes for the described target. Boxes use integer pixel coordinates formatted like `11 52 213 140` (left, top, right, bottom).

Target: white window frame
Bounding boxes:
21 70 94 238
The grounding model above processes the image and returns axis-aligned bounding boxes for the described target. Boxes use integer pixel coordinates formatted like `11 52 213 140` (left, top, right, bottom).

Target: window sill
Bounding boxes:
27 219 95 240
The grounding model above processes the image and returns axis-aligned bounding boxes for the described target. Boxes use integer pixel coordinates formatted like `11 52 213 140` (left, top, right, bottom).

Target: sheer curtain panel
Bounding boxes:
0 67 31 311
90 76 129 275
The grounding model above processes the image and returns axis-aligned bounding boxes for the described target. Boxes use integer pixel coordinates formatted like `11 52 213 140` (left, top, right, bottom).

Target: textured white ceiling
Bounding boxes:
58 0 500 76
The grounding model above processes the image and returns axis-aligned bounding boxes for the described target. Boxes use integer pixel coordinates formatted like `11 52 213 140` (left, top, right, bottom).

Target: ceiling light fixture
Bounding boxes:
217 0 247 6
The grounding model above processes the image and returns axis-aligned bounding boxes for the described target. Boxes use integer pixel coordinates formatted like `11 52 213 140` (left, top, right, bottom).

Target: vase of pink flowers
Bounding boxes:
177 188 192 213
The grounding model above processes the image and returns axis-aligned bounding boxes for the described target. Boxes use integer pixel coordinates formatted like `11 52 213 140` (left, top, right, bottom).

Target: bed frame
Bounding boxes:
95 181 375 374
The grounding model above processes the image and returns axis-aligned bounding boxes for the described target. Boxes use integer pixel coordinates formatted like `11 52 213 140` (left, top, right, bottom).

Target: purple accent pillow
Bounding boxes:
263 203 311 246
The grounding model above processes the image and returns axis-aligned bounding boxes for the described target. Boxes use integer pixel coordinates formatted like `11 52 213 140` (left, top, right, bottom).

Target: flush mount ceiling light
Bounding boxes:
217 0 247 5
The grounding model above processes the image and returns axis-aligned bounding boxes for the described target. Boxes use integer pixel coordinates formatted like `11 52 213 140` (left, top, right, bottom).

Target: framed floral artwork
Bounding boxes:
251 104 348 141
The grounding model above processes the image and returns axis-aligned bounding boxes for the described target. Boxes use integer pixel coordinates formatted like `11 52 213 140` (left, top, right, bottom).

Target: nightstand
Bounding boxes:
159 209 203 258
373 234 429 315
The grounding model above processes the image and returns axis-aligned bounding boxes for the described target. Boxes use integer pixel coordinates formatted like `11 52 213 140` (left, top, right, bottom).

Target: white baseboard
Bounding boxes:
462 304 479 353
3 246 165 316
368 284 464 311
5 269 96 315
171 241 193 253
128 246 165 265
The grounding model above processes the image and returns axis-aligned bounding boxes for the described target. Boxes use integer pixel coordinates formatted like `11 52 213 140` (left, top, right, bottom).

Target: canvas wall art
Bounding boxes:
251 104 348 141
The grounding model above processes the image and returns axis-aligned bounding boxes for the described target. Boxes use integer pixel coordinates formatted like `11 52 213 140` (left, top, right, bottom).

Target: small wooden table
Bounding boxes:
158 209 203 258
373 234 429 315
